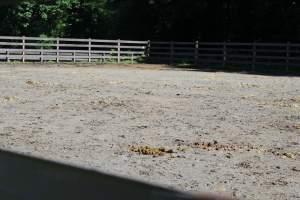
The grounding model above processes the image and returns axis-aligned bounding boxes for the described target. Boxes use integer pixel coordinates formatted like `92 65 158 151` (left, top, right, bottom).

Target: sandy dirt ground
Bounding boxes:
0 64 299 200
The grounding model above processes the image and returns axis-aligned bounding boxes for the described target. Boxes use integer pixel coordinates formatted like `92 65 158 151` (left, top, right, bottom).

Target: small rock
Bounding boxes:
225 153 232 159
291 167 300 172
282 152 295 159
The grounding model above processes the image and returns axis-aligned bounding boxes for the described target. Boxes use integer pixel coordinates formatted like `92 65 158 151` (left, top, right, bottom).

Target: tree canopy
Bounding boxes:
0 0 299 42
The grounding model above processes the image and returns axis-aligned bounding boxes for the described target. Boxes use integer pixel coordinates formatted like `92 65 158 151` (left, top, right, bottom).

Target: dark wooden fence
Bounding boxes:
1 36 300 71
149 41 300 71
0 36 148 63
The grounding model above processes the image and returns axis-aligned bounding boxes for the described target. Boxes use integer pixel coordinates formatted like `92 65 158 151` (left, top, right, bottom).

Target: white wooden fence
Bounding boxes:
0 36 148 63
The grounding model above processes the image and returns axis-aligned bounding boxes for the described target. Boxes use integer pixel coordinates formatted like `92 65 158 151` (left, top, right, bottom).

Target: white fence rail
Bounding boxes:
0 36 148 63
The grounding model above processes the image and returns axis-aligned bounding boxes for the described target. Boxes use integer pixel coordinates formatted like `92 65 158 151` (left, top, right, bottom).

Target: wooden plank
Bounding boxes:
151 41 170 45
173 41 194 45
252 42 256 69
198 48 224 51
117 39 121 63
0 36 23 40
255 55 287 60
286 42 290 71
119 40 148 44
149 47 170 50
91 39 119 43
120 45 146 49
90 44 118 48
173 52 194 56
88 38 91 63
195 41 199 65
170 41 174 64
22 43 57 47
119 51 145 55
22 36 25 63
150 52 170 55
0 42 23 46
198 42 226 46
41 48 44 63
223 42 227 67
198 54 224 57
56 38 59 63
173 47 195 51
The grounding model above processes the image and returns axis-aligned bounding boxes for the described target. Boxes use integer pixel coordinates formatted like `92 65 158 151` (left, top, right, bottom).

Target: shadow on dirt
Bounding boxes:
157 63 300 77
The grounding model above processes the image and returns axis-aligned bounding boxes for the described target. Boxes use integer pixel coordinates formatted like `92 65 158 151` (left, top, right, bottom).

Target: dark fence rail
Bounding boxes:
149 41 300 71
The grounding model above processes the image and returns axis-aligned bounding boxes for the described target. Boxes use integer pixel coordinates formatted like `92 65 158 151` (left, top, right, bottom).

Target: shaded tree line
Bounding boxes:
0 0 299 42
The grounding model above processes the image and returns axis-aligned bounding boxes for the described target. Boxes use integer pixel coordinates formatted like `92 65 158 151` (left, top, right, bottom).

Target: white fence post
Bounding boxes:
117 39 121 63
22 36 25 63
88 38 91 63
56 38 60 63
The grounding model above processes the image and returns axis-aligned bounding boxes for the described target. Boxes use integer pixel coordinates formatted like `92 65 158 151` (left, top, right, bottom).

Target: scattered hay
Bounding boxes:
25 79 41 87
193 140 252 152
257 98 300 109
1 96 18 103
237 161 251 169
240 83 260 88
4 96 16 101
293 124 300 130
26 80 35 85
129 145 174 157
192 140 297 159
90 97 128 108
192 85 214 91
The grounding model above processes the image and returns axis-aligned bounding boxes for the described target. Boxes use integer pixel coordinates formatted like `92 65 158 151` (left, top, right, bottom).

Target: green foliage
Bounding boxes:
0 0 299 41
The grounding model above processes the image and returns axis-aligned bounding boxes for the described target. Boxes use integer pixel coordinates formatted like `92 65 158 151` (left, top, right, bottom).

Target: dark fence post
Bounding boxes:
147 40 151 58
40 47 43 63
170 41 174 64
252 42 256 70
194 41 199 65
286 42 290 72
7 51 10 63
223 42 227 67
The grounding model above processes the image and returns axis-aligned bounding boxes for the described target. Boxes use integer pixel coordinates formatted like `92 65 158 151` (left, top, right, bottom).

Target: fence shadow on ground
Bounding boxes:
159 63 300 77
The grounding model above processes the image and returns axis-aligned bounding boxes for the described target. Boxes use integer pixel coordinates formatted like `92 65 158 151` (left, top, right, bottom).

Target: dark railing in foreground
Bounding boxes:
0 36 300 71
0 149 227 200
